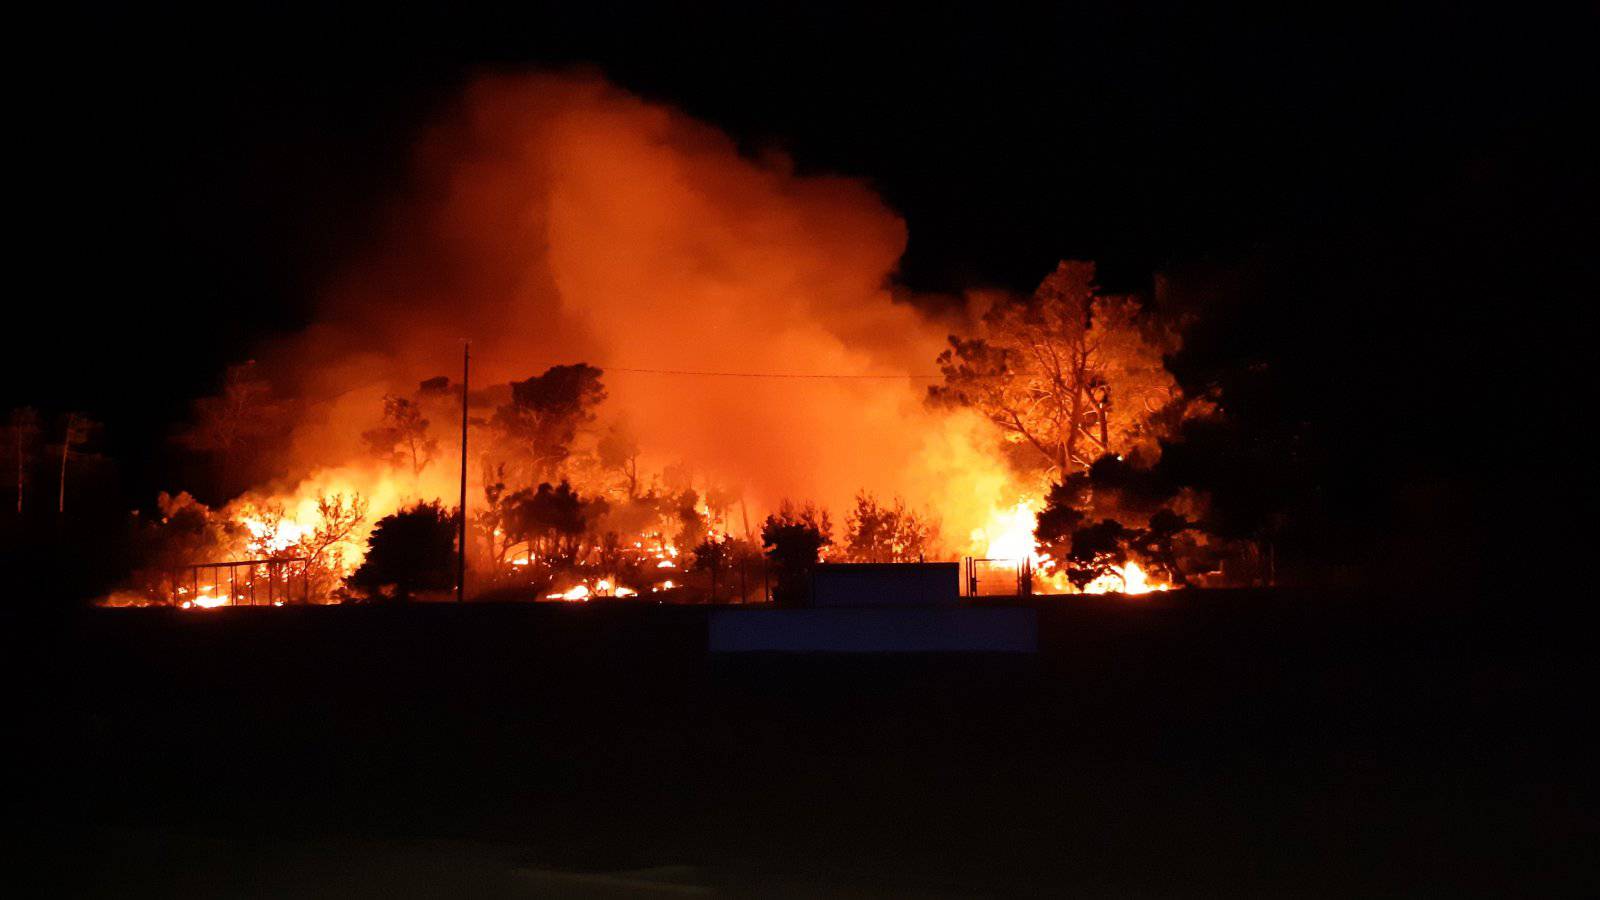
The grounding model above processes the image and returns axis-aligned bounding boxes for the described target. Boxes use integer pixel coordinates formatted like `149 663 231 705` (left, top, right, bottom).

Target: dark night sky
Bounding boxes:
10 2 1593 534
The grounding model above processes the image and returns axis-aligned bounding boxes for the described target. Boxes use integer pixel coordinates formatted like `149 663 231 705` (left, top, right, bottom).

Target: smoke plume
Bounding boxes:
255 72 1013 544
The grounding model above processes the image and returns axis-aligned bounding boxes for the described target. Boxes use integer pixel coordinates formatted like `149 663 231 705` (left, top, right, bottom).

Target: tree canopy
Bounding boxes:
362 395 437 476
488 364 606 483
930 261 1182 478
177 361 291 496
499 480 608 569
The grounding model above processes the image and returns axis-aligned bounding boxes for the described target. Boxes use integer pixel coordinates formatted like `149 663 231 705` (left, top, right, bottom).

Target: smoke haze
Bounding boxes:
256 72 1015 543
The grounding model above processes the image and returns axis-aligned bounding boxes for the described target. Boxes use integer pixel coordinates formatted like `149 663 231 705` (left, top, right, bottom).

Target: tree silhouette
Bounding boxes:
1033 479 1087 568
673 489 709 555
349 501 457 602
1035 463 1199 588
476 464 513 571
179 361 288 494
362 395 437 476
1064 519 1131 591
1128 508 1194 587
55 412 98 516
129 491 235 600
4 407 40 517
501 480 607 569
596 420 641 499
760 501 832 606
691 534 733 601
489 364 606 483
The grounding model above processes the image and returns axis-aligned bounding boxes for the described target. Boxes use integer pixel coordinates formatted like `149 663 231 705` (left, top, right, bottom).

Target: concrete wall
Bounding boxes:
811 563 960 608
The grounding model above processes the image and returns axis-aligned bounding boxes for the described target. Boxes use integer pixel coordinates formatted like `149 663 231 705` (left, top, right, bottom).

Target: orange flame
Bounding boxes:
972 500 1176 595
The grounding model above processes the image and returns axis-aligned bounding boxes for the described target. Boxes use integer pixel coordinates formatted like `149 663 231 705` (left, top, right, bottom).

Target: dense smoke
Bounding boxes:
253 72 1013 543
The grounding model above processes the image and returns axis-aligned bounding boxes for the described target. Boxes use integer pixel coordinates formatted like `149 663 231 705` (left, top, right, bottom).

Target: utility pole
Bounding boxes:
58 412 83 516
16 424 23 516
457 342 470 603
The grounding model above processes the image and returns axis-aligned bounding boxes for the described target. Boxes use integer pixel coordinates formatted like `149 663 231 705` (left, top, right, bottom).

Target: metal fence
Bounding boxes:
165 557 312 607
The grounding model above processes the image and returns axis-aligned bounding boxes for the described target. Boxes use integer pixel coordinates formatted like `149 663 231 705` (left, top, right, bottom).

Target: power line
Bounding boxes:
306 364 973 407
604 366 946 380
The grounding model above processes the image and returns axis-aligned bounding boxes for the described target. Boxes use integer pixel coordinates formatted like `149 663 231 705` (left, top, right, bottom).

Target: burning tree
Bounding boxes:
929 261 1181 478
1033 458 1203 592
840 492 938 562
298 493 370 599
474 461 688 599
150 490 372 604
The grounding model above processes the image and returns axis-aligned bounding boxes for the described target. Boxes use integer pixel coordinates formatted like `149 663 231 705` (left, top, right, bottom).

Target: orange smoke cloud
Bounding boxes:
255 71 1019 545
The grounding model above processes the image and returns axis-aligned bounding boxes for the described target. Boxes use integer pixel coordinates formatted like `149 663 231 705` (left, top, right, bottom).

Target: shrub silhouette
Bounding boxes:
350 501 457 602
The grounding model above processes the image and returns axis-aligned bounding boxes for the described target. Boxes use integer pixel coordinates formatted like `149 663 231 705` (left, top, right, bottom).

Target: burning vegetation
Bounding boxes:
74 73 1275 609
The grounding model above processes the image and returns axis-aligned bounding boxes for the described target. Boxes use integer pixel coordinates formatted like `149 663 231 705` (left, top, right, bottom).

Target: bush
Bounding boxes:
349 501 457 602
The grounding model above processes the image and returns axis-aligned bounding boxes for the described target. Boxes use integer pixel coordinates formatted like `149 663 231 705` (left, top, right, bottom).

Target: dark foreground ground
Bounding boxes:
9 590 1588 897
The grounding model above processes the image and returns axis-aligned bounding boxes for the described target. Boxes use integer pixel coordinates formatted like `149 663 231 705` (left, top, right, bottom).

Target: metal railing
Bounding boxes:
166 557 312 607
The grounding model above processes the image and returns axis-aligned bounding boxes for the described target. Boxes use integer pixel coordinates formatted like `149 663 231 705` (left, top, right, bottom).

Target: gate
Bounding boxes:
963 557 1034 597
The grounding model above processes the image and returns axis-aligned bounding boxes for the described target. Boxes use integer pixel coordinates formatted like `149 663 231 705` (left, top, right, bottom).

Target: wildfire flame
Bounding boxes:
238 513 311 556
1082 561 1170 596
544 579 642 602
973 500 1175 596
188 586 229 609
975 500 1041 561
99 74 1209 612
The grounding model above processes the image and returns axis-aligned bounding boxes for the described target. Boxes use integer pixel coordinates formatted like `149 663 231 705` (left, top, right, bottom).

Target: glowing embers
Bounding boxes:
180 585 230 609
546 584 591 601
544 578 640 602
